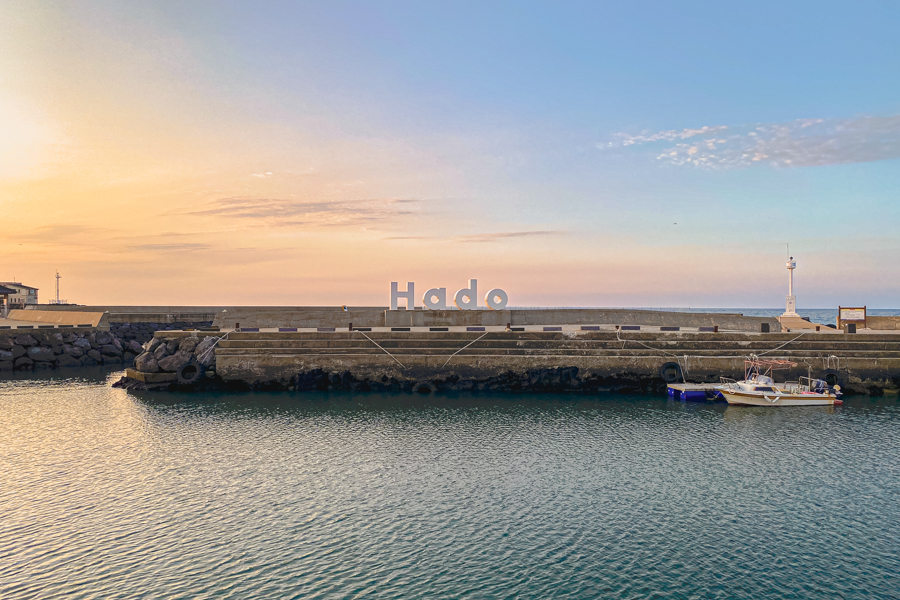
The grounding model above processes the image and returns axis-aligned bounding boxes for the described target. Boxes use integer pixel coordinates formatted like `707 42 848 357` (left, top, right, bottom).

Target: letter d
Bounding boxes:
454 279 478 310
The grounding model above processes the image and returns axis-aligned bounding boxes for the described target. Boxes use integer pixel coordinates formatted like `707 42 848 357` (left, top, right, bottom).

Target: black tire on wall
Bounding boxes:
176 360 204 385
659 362 683 383
820 368 842 388
412 381 437 394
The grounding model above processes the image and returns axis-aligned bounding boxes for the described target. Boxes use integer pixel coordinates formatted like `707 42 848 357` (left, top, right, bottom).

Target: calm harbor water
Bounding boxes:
2 368 899 599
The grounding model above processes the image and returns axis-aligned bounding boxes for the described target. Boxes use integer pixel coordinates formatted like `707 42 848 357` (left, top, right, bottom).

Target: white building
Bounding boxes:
0 282 39 310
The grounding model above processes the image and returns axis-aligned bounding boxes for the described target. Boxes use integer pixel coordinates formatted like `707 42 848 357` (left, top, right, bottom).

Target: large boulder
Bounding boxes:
158 350 192 372
57 354 82 368
11 345 26 359
110 336 123 352
100 344 122 358
14 356 33 370
14 334 37 347
134 353 160 373
166 340 179 355
63 333 78 343
27 347 56 362
144 338 161 353
153 343 170 360
0 336 13 350
194 337 217 367
95 332 112 345
127 340 144 354
87 349 103 363
68 345 84 358
179 337 200 353
0 350 11 362
52 345 64 355
74 338 92 350
51 333 64 344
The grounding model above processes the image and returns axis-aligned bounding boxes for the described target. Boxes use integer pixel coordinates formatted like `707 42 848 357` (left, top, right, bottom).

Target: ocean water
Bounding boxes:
2 368 899 599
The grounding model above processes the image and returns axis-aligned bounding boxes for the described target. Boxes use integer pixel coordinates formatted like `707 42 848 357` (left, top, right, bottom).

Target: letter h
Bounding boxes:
390 282 415 310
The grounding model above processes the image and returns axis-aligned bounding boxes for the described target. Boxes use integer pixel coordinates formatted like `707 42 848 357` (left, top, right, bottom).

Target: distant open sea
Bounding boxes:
2 368 899 599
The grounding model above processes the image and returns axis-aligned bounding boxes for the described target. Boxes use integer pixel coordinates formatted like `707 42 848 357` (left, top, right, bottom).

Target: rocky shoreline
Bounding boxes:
0 330 143 371
112 333 220 391
0 321 212 373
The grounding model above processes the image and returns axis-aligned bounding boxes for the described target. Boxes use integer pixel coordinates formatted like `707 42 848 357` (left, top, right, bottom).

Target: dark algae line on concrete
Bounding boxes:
116 329 900 396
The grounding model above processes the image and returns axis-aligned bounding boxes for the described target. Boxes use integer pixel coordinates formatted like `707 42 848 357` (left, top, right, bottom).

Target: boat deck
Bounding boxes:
667 383 724 401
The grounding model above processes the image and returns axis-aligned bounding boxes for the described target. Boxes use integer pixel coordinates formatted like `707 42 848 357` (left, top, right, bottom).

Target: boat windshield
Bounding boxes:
754 386 775 392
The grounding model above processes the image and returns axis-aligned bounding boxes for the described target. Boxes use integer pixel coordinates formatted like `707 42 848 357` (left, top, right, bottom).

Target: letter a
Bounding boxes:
423 288 448 310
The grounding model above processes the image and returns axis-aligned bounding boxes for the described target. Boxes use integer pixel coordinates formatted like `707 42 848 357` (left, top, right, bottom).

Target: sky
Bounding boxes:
2 0 899 307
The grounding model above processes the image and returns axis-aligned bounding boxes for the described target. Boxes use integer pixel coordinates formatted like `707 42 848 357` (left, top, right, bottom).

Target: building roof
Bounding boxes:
0 285 17 295
0 282 38 290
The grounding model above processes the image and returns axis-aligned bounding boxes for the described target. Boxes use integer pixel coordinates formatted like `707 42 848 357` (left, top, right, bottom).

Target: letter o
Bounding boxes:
484 288 508 310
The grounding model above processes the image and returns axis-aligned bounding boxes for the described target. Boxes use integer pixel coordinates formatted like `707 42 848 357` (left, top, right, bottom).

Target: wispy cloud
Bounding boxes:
188 197 420 226
606 115 900 169
127 243 212 252
455 230 563 243
385 230 564 243
251 172 273 178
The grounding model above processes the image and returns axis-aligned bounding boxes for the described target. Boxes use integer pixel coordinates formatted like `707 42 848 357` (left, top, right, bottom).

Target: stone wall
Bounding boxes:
0 330 144 371
0 322 213 372
109 321 213 344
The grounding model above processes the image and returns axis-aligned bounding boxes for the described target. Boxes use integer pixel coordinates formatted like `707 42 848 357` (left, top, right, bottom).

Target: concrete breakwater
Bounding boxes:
117 329 900 396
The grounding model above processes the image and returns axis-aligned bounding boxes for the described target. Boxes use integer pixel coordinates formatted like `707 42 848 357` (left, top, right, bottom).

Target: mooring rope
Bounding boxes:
615 329 809 383
755 332 805 355
197 331 230 364
442 331 491 368
356 330 406 369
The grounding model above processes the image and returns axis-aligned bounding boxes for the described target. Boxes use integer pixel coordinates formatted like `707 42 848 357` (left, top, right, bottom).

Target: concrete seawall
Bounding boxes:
119 328 900 396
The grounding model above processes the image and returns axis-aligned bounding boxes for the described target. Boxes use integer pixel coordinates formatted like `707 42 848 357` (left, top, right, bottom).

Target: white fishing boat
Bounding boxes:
715 357 843 407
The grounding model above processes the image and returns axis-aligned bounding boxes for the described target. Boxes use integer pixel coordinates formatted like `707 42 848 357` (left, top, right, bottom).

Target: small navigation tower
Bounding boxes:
55 270 61 304
783 254 798 317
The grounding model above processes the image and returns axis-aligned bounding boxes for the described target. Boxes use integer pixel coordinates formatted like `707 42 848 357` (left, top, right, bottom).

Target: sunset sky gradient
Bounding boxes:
2 1 899 307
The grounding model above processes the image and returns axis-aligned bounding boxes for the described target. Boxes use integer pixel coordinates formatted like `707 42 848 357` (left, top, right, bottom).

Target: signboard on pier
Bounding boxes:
838 306 866 329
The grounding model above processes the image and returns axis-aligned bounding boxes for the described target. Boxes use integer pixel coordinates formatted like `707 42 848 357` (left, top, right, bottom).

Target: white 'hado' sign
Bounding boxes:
390 279 508 310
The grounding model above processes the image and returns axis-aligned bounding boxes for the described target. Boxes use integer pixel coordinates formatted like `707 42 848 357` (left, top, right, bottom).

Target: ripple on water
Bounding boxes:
1 377 899 599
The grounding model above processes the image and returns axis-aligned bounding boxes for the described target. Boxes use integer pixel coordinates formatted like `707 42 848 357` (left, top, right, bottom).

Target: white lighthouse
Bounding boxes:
783 256 798 317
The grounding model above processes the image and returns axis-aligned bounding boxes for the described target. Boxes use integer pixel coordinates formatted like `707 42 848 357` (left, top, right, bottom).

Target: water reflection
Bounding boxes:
1 378 898 599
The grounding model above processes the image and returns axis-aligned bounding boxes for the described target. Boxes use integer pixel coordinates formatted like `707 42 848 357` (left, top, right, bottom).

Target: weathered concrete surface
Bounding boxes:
867 316 900 330
210 307 783 332
778 315 839 332
125 368 176 383
212 307 386 329
506 309 780 332
203 330 900 396
32 305 221 324
8 309 108 328
387 309 512 327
